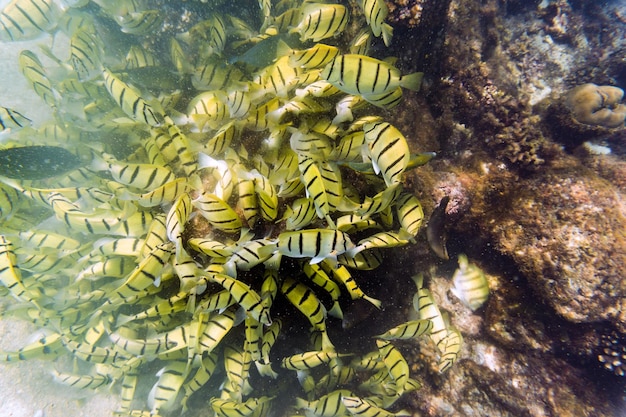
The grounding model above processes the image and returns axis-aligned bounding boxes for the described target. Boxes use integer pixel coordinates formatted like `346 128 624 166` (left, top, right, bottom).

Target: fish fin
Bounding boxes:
400 71 424 92
381 23 393 47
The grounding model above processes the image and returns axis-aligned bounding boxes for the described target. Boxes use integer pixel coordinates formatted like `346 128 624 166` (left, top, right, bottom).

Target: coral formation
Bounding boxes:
565 83 626 128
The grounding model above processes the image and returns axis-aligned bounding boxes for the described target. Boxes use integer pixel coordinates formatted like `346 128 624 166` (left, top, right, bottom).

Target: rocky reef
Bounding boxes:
382 0 626 415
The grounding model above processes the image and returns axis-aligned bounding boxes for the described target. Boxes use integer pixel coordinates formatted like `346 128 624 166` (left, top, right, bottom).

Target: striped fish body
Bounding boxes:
125 44 158 69
192 60 245 91
0 333 62 362
187 91 230 131
280 277 333 350
222 344 253 400
102 68 162 126
282 349 344 371
197 310 237 356
18 50 58 108
437 326 463 373
70 28 103 81
413 286 448 347
285 197 317 230
451 254 489 311
377 319 433 340
100 242 174 311
208 273 271 325
210 396 273 417
277 229 354 265
99 159 176 192
0 236 38 305
147 359 187 413
359 0 393 45
293 3 349 42
342 396 396 417
396 192 424 237
115 10 163 35
289 43 340 69
295 389 352 417
0 0 60 41
193 192 242 234
363 122 410 186
321 54 423 97
0 106 31 131
52 370 110 390
376 339 409 396
181 352 218 411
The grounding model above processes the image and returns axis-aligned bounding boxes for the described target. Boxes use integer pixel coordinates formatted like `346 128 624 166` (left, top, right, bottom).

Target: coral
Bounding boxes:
565 83 626 128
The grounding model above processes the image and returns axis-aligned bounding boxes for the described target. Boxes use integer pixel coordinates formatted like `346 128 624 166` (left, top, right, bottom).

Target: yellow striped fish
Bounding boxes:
52 370 111 390
376 319 433 340
281 277 333 350
208 273 271 325
70 27 103 81
292 3 349 42
396 192 424 237
18 50 58 108
125 44 158 69
359 0 393 46
0 106 31 131
321 54 423 97
99 242 174 312
437 326 463 373
193 192 242 234
451 254 489 311
115 10 163 35
0 332 62 362
0 236 39 306
284 197 317 231
102 68 162 126
411 274 448 347
148 359 187 413
95 155 177 192
192 59 245 91
342 396 397 417
0 0 60 42
289 43 340 69
363 121 410 186
277 229 355 265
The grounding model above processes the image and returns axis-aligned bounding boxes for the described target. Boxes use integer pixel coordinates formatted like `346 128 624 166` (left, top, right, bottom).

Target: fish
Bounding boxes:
148 359 186 413
114 10 163 36
302 262 343 319
0 106 31 131
208 273 271 325
295 389 352 417
19 50 58 107
395 192 424 237
0 0 60 42
289 43 340 69
193 192 243 234
359 0 393 46
0 146 82 180
291 3 349 43
282 350 347 371
437 326 463 373
376 319 433 340
102 68 163 126
70 27 103 81
276 229 355 265
321 54 423 97
280 276 333 350
451 254 489 311
426 196 450 260
363 121 410 187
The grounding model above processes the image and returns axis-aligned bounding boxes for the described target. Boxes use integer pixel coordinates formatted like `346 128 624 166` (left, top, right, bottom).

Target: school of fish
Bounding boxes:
0 0 484 415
